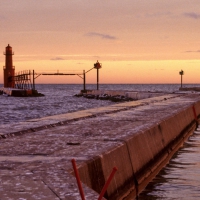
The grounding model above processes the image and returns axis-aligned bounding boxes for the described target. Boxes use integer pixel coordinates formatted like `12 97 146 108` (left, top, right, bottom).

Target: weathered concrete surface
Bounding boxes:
0 88 43 97
85 89 165 100
179 87 200 91
0 93 200 199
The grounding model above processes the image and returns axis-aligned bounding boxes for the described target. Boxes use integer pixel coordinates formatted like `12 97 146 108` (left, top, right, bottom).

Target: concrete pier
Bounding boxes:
0 92 200 199
84 89 164 100
0 87 44 97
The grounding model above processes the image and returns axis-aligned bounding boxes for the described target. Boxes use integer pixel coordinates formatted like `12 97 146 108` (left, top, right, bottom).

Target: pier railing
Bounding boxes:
14 70 32 90
13 65 100 91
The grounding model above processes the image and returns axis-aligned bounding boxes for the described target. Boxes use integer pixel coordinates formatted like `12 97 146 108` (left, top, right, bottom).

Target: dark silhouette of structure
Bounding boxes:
3 44 15 88
94 60 102 90
179 70 184 88
1 44 102 96
2 44 42 96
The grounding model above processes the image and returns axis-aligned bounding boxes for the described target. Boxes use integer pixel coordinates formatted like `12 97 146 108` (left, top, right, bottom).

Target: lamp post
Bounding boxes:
83 70 86 91
94 60 102 90
179 70 184 88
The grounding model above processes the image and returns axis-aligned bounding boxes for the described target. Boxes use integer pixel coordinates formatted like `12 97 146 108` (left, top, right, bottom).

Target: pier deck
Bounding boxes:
0 92 200 199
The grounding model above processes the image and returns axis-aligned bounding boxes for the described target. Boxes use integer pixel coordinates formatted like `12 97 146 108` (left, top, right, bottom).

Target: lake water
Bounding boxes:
0 83 183 125
138 128 200 200
1 83 200 199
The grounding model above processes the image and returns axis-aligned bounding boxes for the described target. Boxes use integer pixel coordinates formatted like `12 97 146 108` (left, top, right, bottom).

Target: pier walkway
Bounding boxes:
0 92 200 199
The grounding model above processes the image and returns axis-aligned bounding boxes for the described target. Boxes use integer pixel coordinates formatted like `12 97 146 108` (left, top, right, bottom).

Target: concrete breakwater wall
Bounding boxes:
179 86 200 91
0 92 200 199
0 87 44 97
69 94 200 199
85 89 163 100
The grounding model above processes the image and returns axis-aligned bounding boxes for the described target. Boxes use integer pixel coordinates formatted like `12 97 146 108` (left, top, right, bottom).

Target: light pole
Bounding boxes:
94 60 102 90
179 70 184 88
83 70 86 91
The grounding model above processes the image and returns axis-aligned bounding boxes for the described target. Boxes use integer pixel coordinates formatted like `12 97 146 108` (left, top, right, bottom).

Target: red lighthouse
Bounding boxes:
3 44 15 88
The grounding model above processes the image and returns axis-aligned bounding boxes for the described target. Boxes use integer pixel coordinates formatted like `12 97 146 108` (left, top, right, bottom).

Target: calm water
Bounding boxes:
1 83 200 199
138 129 200 200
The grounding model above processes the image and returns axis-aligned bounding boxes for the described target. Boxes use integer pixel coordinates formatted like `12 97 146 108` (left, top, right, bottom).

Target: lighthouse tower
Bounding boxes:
3 44 15 88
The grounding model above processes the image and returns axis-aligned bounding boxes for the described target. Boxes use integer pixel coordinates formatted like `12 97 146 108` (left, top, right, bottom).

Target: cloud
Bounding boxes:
50 57 64 60
185 50 200 53
85 32 117 40
183 12 200 19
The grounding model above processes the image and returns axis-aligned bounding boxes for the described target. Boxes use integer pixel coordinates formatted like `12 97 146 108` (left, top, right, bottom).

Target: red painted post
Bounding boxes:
192 105 198 122
98 167 117 200
71 159 86 200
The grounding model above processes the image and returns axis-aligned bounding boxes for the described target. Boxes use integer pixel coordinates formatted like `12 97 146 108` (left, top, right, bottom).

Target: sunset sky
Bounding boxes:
1 0 200 84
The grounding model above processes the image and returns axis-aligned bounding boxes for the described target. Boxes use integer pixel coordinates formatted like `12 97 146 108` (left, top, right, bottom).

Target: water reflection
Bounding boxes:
139 128 200 200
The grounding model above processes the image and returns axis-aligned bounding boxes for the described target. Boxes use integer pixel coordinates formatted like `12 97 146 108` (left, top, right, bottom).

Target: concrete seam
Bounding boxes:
41 179 61 200
92 156 103 193
120 139 139 198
